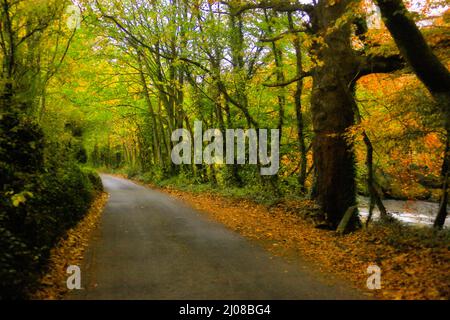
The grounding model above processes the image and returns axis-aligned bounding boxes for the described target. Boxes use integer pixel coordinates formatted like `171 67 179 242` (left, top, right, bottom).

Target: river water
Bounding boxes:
358 196 450 228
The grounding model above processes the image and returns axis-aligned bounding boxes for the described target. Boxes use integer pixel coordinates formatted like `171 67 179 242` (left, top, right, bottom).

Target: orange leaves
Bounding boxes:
31 192 109 300
424 133 441 149
161 187 450 300
354 36 446 200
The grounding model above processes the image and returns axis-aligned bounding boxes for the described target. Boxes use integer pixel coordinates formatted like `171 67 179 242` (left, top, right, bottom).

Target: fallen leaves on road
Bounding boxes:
31 192 109 300
160 187 449 300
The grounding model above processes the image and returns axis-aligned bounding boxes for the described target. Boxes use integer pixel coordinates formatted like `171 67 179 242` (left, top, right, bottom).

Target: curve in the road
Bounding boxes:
68 174 363 300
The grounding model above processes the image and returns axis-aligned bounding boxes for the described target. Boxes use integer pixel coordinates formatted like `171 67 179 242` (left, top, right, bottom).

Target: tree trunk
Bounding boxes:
137 53 162 166
310 0 360 229
362 132 389 226
375 0 450 105
434 131 449 229
288 12 308 192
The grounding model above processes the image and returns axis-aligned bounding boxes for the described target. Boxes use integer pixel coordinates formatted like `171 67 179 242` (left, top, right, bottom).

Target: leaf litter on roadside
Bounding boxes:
161 188 449 300
31 192 109 300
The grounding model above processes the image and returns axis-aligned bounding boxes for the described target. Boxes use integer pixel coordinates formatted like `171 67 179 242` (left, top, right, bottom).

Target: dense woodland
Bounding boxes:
0 0 449 298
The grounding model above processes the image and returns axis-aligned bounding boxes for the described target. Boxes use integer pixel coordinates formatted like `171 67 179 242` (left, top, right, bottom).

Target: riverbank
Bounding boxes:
358 196 450 228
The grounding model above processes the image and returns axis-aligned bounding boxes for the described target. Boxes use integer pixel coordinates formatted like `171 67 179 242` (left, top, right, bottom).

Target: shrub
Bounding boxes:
82 167 104 192
0 116 103 298
125 166 141 179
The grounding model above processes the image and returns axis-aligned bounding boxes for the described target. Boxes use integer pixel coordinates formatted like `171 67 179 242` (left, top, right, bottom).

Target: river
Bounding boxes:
358 196 450 228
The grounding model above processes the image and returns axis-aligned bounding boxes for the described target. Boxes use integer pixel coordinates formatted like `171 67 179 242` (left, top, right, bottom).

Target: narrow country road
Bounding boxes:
69 175 363 300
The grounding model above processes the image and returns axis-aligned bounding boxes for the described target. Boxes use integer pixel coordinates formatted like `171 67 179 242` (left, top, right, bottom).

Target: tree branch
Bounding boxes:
355 53 405 81
375 0 450 96
222 0 314 17
259 28 306 43
263 71 312 87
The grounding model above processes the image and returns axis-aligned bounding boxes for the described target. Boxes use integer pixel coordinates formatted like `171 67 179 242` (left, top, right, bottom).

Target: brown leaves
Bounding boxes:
31 192 109 300
162 187 449 300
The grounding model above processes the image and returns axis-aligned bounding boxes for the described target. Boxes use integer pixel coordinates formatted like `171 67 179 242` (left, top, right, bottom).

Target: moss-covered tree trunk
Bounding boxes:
287 12 308 192
310 0 360 229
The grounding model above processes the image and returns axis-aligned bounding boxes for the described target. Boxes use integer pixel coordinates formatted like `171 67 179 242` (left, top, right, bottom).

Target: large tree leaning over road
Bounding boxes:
375 0 450 229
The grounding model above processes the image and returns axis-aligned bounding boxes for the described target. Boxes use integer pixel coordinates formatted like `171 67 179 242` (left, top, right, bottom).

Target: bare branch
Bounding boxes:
263 71 312 87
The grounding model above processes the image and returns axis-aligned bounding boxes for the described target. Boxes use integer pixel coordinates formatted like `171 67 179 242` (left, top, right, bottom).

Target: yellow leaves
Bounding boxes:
327 0 344 7
11 195 25 207
301 35 325 50
404 267 416 276
390 252 408 265
302 36 314 49
10 191 33 207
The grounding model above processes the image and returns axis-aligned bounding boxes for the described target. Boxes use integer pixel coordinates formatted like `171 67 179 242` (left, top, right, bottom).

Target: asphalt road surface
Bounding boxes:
68 174 363 300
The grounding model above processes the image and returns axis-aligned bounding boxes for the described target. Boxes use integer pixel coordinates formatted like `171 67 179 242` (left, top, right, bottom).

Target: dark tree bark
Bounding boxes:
310 0 361 229
375 0 450 103
434 133 449 229
363 131 390 226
